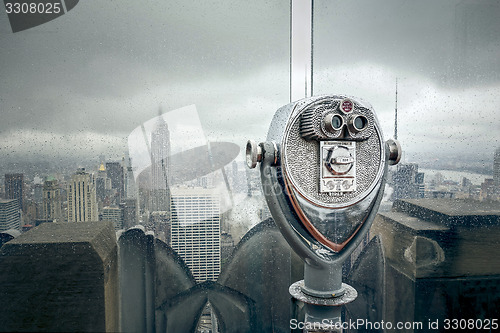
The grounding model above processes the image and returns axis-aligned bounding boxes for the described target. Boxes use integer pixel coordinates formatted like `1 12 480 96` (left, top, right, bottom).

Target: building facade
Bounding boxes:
4 173 23 211
170 187 220 282
149 114 171 212
106 162 125 201
67 169 98 222
0 199 21 232
392 163 425 200
42 178 63 222
120 198 138 230
102 206 123 230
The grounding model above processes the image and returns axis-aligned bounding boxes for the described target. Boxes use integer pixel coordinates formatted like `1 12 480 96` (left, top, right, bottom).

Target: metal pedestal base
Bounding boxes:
290 280 357 306
290 280 357 332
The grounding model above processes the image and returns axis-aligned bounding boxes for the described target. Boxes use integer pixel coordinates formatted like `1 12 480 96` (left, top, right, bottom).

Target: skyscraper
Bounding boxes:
120 198 138 230
170 187 221 282
106 162 124 197
392 163 425 200
4 173 23 211
67 169 98 222
123 155 137 199
33 184 43 204
42 178 62 222
0 198 21 232
102 206 123 230
96 162 107 203
106 162 125 202
149 112 171 212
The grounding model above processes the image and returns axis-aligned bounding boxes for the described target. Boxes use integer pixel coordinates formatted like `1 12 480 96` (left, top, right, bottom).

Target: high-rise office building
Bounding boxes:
170 187 220 282
33 184 43 204
494 147 500 187
392 163 425 200
67 169 98 222
42 178 62 222
126 165 136 199
102 206 123 230
149 211 170 243
96 162 107 203
95 177 106 203
106 162 125 201
149 113 171 212
0 198 21 232
120 198 138 230
121 155 137 200
4 173 23 210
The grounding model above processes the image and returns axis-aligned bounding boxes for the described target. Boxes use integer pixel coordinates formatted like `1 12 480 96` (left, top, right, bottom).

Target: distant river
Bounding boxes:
419 168 492 185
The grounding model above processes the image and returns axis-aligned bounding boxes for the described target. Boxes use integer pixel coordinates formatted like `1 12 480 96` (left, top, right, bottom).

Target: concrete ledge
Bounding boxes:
0 222 118 332
372 199 500 279
393 198 500 226
371 199 500 327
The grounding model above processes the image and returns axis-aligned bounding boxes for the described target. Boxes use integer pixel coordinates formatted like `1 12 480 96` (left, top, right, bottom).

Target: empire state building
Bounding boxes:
149 111 171 212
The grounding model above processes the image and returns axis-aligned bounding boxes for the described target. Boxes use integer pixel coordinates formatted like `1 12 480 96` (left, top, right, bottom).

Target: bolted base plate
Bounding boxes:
289 280 357 306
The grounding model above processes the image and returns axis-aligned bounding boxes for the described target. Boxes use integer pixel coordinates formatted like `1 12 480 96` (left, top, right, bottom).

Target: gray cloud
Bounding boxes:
0 0 499 165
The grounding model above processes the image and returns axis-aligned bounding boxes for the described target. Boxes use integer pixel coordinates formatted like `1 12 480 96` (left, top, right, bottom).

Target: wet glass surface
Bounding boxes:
1 1 499 332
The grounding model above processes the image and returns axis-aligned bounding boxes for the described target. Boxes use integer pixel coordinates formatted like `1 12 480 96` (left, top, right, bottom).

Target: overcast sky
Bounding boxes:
1 0 499 167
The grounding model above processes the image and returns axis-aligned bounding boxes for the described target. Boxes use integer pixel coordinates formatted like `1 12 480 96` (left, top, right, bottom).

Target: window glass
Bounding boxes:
314 1 500 329
1 1 289 330
314 0 500 187
0 1 288 232
2 0 499 331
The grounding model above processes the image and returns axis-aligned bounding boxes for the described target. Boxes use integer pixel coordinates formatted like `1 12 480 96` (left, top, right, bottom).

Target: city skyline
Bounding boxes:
0 0 499 241
1 147 498 232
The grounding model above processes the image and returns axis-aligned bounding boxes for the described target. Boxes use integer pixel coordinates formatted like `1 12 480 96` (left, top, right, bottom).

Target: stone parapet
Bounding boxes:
372 199 500 279
393 198 500 226
371 199 500 331
0 221 118 332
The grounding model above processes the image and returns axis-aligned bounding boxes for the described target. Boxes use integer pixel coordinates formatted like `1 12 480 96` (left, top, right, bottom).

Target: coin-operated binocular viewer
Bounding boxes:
247 95 401 331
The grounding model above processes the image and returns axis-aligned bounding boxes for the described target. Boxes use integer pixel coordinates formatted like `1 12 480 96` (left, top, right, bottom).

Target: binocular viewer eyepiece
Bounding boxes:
247 95 401 306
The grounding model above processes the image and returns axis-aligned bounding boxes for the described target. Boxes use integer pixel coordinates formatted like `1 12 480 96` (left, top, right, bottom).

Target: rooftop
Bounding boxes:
393 198 500 226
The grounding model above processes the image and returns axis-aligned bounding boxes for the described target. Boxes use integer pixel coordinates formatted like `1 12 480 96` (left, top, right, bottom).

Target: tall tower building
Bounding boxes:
102 206 123 230
170 187 221 282
120 198 138 230
33 184 43 204
126 164 137 199
67 169 98 222
149 111 171 212
42 178 62 222
4 173 23 211
96 162 107 203
0 198 21 232
106 162 125 203
123 154 137 200
494 147 500 188
392 164 425 200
